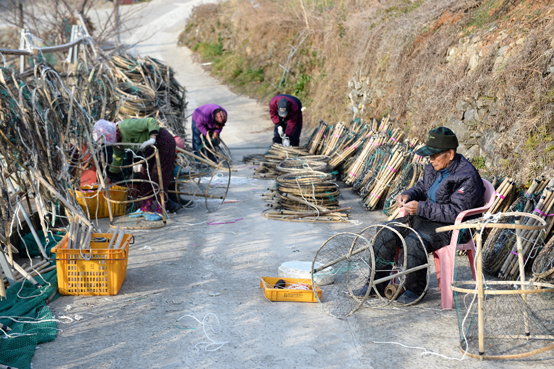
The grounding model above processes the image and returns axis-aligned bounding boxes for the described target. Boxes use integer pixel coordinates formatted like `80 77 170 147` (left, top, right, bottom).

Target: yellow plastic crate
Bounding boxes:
260 277 322 302
51 232 133 296
70 185 128 219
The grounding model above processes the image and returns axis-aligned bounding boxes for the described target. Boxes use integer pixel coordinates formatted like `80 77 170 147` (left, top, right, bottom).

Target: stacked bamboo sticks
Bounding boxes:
363 144 410 210
343 133 388 185
352 147 391 196
261 172 350 222
328 125 370 169
385 162 425 220
499 182 554 280
320 122 347 156
1 259 56 288
489 177 516 214
253 145 310 178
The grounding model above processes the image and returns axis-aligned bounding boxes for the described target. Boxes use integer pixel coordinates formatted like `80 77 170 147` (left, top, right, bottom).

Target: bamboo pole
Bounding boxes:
16 200 48 259
475 225 486 358
25 165 93 228
154 150 166 224
515 220 530 336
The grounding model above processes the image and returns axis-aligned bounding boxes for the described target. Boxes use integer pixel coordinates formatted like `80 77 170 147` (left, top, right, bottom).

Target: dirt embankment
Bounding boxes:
180 0 554 181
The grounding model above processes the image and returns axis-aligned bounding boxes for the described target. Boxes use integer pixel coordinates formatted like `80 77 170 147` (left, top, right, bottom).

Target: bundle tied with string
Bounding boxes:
482 180 554 279
363 142 408 211
262 171 350 222
343 132 388 186
275 156 331 174
253 144 310 179
328 124 370 169
320 122 346 156
352 146 391 196
311 124 334 155
307 120 327 154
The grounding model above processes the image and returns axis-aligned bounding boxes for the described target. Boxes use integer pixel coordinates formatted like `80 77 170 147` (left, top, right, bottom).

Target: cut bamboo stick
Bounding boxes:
107 226 120 249
112 229 126 249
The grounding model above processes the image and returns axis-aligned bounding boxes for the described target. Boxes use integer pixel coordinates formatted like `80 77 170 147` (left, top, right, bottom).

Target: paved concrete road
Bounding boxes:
32 1 554 368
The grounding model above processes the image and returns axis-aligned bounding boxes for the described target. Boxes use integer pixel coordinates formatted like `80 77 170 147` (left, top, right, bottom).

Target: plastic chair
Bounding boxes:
398 179 495 310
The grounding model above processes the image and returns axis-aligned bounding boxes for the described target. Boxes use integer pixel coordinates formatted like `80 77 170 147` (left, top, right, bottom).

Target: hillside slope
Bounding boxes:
180 0 554 181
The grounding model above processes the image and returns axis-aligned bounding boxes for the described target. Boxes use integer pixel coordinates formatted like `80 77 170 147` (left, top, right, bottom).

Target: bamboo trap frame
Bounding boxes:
436 213 554 360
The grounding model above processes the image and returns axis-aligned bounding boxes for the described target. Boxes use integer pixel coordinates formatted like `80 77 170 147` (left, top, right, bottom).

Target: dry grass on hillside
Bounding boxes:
182 0 554 180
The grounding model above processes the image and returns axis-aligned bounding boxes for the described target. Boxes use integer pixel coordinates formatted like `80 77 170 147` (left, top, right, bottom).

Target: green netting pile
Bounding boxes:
21 232 64 258
0 270 59 369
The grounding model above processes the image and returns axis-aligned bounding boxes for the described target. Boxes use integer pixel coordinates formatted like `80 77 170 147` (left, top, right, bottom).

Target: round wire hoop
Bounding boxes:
356 222 430 308
311 232 373 319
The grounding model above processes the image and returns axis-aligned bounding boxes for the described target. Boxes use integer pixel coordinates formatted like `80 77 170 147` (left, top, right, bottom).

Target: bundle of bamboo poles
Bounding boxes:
309 124 334 155
328 125 371 169
499 184 554 280
321 122 347 156
343 133 389 185
489 178 516 214
385 162 426 220
363 144 410 210
352 147 391 196
387 127 405 146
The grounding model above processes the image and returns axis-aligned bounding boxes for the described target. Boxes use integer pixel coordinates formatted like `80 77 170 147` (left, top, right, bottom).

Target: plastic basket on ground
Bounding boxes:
70 185 128 219
260 277 322 302
51 232 133 295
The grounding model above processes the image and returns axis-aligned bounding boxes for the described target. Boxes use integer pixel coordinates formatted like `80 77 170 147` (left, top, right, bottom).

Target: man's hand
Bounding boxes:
403 201 419 215
396 194 410 208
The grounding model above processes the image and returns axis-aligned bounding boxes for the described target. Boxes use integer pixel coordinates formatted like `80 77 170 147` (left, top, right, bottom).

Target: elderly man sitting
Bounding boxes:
355 127 485 304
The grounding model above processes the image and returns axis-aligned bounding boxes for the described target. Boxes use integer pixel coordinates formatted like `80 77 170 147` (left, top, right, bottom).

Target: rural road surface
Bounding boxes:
32 1 554 368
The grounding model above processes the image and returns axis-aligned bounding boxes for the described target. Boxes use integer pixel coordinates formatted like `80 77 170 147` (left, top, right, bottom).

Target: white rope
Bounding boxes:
177 313 229 353
373 341 465 361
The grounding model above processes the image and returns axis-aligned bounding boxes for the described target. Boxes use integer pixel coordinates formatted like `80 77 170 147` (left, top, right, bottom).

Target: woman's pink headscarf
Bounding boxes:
93 119 117 144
